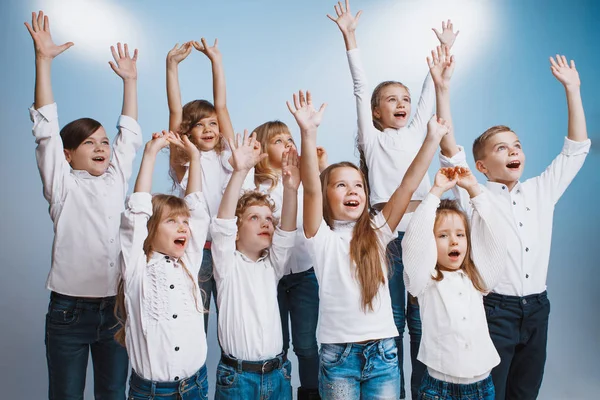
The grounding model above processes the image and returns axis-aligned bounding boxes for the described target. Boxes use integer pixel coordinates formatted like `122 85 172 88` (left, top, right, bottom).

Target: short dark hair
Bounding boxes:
60 118 102 150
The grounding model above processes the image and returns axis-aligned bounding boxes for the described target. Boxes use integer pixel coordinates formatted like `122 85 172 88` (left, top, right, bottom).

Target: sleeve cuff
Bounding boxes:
211 217 238 236
469 191 489 210
29 102 58 123
127 192 153 215
372 212 394 238
116 115 142 135
562 137 591 156
421 192 442 209
184 191 205 210
273 227 297 247
439 145 468 168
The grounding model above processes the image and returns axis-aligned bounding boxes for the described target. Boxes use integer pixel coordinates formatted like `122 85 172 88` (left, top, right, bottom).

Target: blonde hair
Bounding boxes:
472 125 513 162
235 190 278 230
253 120 292 190
432 200 486 292
114 194 203 346
321 162 388 312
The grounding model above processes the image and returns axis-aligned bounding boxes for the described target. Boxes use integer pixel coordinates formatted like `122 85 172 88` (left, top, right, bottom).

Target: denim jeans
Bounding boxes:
484 291 550 400
418 370 495 400
319 338 400 400
387 232 426 399
214 356 292 399
128 365 208 399
278 267 320 390
45 292 129 400
198 247 218 335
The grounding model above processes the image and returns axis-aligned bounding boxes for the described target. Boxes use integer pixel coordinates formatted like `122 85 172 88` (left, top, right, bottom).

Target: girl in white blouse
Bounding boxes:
116 131 210 399
401 167 506 400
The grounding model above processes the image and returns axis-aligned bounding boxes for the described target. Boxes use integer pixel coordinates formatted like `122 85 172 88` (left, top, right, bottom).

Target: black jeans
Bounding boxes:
484 291 550 400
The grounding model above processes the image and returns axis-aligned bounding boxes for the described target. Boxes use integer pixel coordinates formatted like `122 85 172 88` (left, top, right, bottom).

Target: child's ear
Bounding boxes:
373 107 381 119
63 149 72 163
475 159 487 175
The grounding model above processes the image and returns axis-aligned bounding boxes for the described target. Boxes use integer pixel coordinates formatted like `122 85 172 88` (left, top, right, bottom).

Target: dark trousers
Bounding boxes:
484 291 550 400
198 247 218 336
45 291 129 400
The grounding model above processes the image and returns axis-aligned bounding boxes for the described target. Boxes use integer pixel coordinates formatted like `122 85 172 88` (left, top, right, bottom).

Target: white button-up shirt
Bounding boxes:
30 102 142 297
347 48 435 232
402 193 504 381
210 218 296 361
440 138 591 296
120 192 210 382
306 212 399 344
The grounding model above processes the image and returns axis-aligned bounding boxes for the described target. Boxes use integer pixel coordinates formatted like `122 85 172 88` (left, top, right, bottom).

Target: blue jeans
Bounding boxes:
45 292 129 400
277 267 320 390
387 233 426 399
128 365 208 399
418 370 495 400
214 355 292 399
319 338 400 400
484 291 550 400
198 247 218 335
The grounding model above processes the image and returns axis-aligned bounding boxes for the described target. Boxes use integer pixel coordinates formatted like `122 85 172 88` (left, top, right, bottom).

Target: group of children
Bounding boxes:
26 1 590 399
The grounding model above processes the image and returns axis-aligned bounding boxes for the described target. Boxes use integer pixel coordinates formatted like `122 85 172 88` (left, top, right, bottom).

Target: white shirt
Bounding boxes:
306 212 399 344
258 182 312 274
402 193 504 382
30 103 142 297
440 138 591 296
347 48 435 231
210 218 296 361
120 192 210 382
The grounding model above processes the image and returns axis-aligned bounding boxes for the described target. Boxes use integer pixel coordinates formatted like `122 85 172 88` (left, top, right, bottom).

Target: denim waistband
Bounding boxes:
485 290 547 305
422 370 493 397
221 352 287 374
130 365 207 393
51 291 116 303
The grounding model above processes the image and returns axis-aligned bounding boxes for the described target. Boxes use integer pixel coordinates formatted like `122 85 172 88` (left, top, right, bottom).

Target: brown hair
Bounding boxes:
321 162 387 312
114 194 202 346
472 125 513 162
60 117 103 150
432 200 486 292
235 190 278 230
253 120 292 190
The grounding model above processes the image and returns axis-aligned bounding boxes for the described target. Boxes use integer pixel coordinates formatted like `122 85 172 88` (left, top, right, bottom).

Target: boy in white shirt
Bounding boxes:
210 131 298 400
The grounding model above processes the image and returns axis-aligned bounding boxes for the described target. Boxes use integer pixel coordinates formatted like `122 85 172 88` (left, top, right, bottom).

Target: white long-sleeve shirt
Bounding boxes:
31 102 142 297
210 218 296 361
440 137 591 296
402 192 504 382
347 48 435 231
120 192 210 382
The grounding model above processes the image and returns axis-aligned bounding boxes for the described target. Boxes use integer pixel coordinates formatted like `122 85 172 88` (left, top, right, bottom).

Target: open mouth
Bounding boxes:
174 237 187 248
506 160 521 170
201 135 215 142
92 156 106 163
343 200 360 208
393 111 407 119
448 250 461 261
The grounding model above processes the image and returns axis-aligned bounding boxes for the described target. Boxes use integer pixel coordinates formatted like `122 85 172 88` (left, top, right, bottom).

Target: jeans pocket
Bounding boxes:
380 340 398 364
484 302 499 320
279 359 292 381
47 299 80 327
216 363 237 388
320 344 348 367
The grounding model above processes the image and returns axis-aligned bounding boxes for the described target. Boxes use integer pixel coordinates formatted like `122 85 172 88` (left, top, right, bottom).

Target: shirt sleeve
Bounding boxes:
110 115 143 188
120 192 152 282
438 146 475 218
269 228 297 279
469 192 507 292
533 137 591 205
30 103 72 205
209 217 238 280
408 72 436 141
346 49 377 149
372 212 396 248
401 193 439 297
182 192 210 277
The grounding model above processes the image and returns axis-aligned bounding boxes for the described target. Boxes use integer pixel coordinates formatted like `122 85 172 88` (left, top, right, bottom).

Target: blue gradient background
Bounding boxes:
1 1 598 399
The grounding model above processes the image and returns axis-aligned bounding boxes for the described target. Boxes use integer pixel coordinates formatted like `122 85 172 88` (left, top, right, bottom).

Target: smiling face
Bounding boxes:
325 166 367 222
150 207 190 259
434 212 468 271
236 205 276 258
64 126 111 176
475 130 526 190
189 113 220 152
266 132 296 169
372 83 412 130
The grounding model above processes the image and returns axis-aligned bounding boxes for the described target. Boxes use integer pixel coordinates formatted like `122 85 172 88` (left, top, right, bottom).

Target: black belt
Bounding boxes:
220 353 286 374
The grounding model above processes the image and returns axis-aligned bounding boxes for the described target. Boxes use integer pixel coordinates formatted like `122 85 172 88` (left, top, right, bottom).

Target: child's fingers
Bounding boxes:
31 12 39 31
293 93 301 110
355 10 362 21
201 37 208 51
117 42 124 59
286 101 295 115
570 59 576 69
432 27 440 38
24 22 35 36
441 20 446 30
132 48 139 61
326 14 337 22
213 38 218 47
124 43 130 59
37 11 44 32
108 61 118 74
110 45 119 63
44 15 50 32
306 91 312 106
299 90 306 107
561 55 568 67
549 56 559 69
318 102 328 115
345 0 350 13
334 4 341 17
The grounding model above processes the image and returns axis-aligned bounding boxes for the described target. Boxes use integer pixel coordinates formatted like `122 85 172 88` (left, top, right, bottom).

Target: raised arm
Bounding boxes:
287 91 327 238
280 148 300 232
25 11 74 109
194 38 235 143
550 55 587 143
109 43 138 120
169 134 202 195
327 0 361 51
382 116 449 231
433 20 460 51
134 131 177 193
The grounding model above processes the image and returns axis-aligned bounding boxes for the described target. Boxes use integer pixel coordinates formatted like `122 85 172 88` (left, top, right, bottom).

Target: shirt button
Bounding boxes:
174 376 179 381
166 259 171 263
110 239 114 243
463 316 467 320
173 314 178 319
522 299 527 305
519 222 523 227
525 247 529 252
108 216 112 220
526 274 529 278
110 262 115 267
501 186 506 190
513 201 516 205
164 255 169 259
170 284 175 289
175 346 180 351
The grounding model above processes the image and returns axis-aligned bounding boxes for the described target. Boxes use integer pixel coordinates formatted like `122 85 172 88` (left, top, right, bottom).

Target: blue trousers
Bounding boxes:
198 247 218 336
387 233 426 399
128 365 208 399
277 267 320 390
484 291 550 400
418 370 495 400
45 292 129 400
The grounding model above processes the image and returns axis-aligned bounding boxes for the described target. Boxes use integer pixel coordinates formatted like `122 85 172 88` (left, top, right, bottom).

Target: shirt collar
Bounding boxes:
71 169 99 179
485 180 523 195
332 219 356 232
149 251 180 264
237 249 269 263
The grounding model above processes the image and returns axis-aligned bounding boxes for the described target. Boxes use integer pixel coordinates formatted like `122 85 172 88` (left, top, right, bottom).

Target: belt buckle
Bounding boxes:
261 359 275 374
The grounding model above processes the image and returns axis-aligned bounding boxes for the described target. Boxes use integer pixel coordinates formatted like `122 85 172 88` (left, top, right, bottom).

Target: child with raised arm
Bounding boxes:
25 11 141 399
116 130 210 399
253 120 328 400
439 56 591 400
210 131 297 400
328 1 460 397
291 90 450 399
401 167 505 400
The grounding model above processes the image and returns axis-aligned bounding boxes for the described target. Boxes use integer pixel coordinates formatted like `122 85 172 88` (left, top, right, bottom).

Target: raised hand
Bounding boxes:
282 148 301 191
455 166 480 196
109 43 138 81
145 130 176 154
286 91 327 133
433 168 459 192
327 0 362 34
432 19 459 49
166 42 193 65
228 130 267 172
427 45 455 88
426 115 450 141
25 11 74 60
316 146 329 172
550 55 580 89
193 38 221 63
166 132 199 159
